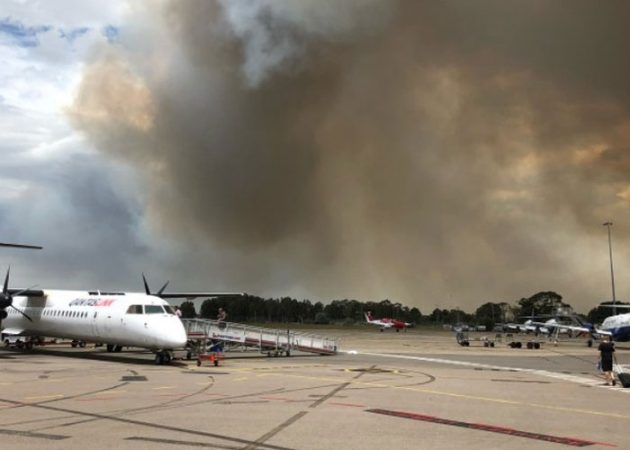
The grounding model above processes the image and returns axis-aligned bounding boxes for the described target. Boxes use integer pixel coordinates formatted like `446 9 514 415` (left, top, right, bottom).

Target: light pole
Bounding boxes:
603 221 617 315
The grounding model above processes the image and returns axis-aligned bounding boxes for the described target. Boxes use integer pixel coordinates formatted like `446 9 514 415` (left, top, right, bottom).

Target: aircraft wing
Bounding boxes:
7 289 45 297
158 292 245 299
531 321 588 333
534 321 612 338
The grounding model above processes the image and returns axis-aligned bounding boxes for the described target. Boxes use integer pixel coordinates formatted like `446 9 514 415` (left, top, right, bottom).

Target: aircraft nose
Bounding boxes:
160 320 188 348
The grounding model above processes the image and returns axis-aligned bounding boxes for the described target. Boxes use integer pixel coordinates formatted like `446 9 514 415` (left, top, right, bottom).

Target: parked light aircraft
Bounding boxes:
364 311 412 332
504 319 549 335
597 305 630 341
528 310 630 345
0 270 242 364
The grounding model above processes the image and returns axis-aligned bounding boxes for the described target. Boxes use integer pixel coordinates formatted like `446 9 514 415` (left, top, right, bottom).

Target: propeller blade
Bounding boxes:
142 273 151 295
3 266 9 295
9 305 32 322
0 242 42 250
157 281 170 296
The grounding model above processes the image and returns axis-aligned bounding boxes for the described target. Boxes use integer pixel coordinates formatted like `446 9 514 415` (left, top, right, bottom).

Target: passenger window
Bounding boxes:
126 305 143 314
145 305 165 314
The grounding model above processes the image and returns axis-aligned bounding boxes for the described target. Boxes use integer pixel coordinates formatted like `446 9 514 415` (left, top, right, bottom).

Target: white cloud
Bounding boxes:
0 1 151 290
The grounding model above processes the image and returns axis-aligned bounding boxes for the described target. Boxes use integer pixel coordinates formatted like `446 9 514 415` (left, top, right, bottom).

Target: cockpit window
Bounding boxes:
145 305 165 314
163 305 175 315
126 305 143 314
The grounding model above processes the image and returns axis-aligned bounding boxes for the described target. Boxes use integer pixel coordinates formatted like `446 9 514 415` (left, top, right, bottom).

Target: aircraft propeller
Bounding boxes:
142 273 170 297
0 267 33 321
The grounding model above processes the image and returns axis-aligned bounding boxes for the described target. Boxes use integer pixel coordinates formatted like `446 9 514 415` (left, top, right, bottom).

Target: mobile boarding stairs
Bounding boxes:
181 319 338 358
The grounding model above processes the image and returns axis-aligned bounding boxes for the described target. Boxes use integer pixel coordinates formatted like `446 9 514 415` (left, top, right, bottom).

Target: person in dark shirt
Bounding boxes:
217 307 227 329
598 336 617 386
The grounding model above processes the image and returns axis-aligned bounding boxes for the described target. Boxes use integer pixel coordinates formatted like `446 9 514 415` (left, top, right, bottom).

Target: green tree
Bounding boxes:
517 291 568 317
587 302 630 324
179 301 196 318
475 302 510 330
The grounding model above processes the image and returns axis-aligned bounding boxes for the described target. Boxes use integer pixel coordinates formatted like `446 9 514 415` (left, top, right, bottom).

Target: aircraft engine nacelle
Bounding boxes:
0 294 12 309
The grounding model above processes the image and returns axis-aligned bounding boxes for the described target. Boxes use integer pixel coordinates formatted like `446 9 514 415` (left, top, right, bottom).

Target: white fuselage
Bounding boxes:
1 290 188 350
601 313 630 342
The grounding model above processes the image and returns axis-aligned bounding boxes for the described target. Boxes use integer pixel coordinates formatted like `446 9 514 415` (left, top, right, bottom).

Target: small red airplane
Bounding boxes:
365 311 412 332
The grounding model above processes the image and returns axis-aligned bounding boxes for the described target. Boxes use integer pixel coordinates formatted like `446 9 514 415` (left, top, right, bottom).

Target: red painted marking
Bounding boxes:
366 409 617 448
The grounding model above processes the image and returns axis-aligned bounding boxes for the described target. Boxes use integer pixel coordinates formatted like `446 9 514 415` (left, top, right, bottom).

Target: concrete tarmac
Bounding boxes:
0 328 629 449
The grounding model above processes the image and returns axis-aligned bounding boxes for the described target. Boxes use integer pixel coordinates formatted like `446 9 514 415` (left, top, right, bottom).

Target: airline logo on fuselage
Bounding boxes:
69 298 116 307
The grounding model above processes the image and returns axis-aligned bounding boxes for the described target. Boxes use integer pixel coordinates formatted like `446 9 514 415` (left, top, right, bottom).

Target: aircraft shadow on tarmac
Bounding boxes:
0 347 177 366
0 346 330 366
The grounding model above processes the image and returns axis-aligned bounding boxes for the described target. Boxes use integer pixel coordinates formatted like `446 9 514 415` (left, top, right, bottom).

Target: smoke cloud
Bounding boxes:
69 0 630 311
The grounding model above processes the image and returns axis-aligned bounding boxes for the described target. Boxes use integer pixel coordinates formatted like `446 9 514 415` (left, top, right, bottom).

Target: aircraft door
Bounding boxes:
92 311 100 337
124 304 149 345
102 310 120 339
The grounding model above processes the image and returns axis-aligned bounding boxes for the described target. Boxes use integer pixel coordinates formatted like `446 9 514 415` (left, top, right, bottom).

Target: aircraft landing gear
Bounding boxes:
154 350 173 365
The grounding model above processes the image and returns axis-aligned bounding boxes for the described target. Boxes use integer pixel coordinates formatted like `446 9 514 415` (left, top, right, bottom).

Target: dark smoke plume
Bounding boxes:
69 1 630 311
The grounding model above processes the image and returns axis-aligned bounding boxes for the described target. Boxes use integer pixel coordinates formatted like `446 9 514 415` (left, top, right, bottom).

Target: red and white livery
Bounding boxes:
364 311 412 332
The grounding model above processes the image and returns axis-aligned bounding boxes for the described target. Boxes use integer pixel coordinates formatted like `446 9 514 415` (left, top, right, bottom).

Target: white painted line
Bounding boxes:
348 351 630 393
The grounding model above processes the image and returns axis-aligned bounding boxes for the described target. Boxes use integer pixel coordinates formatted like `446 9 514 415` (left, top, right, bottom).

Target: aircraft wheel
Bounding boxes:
196 359 201 367
155 353 164 365
587 340 593 348
490 342 495 347
106 344 114 352
114 345 123 352
79 341 86 348
71 341 78 348
286 350 291 357
186 351 192 360
534 342 540 349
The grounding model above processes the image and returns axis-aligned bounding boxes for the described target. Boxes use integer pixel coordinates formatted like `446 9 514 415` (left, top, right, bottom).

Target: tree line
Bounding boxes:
177 291 625 329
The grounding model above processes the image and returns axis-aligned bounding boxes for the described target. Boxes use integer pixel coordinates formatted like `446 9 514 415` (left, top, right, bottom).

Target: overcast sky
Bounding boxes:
2 0 630 314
